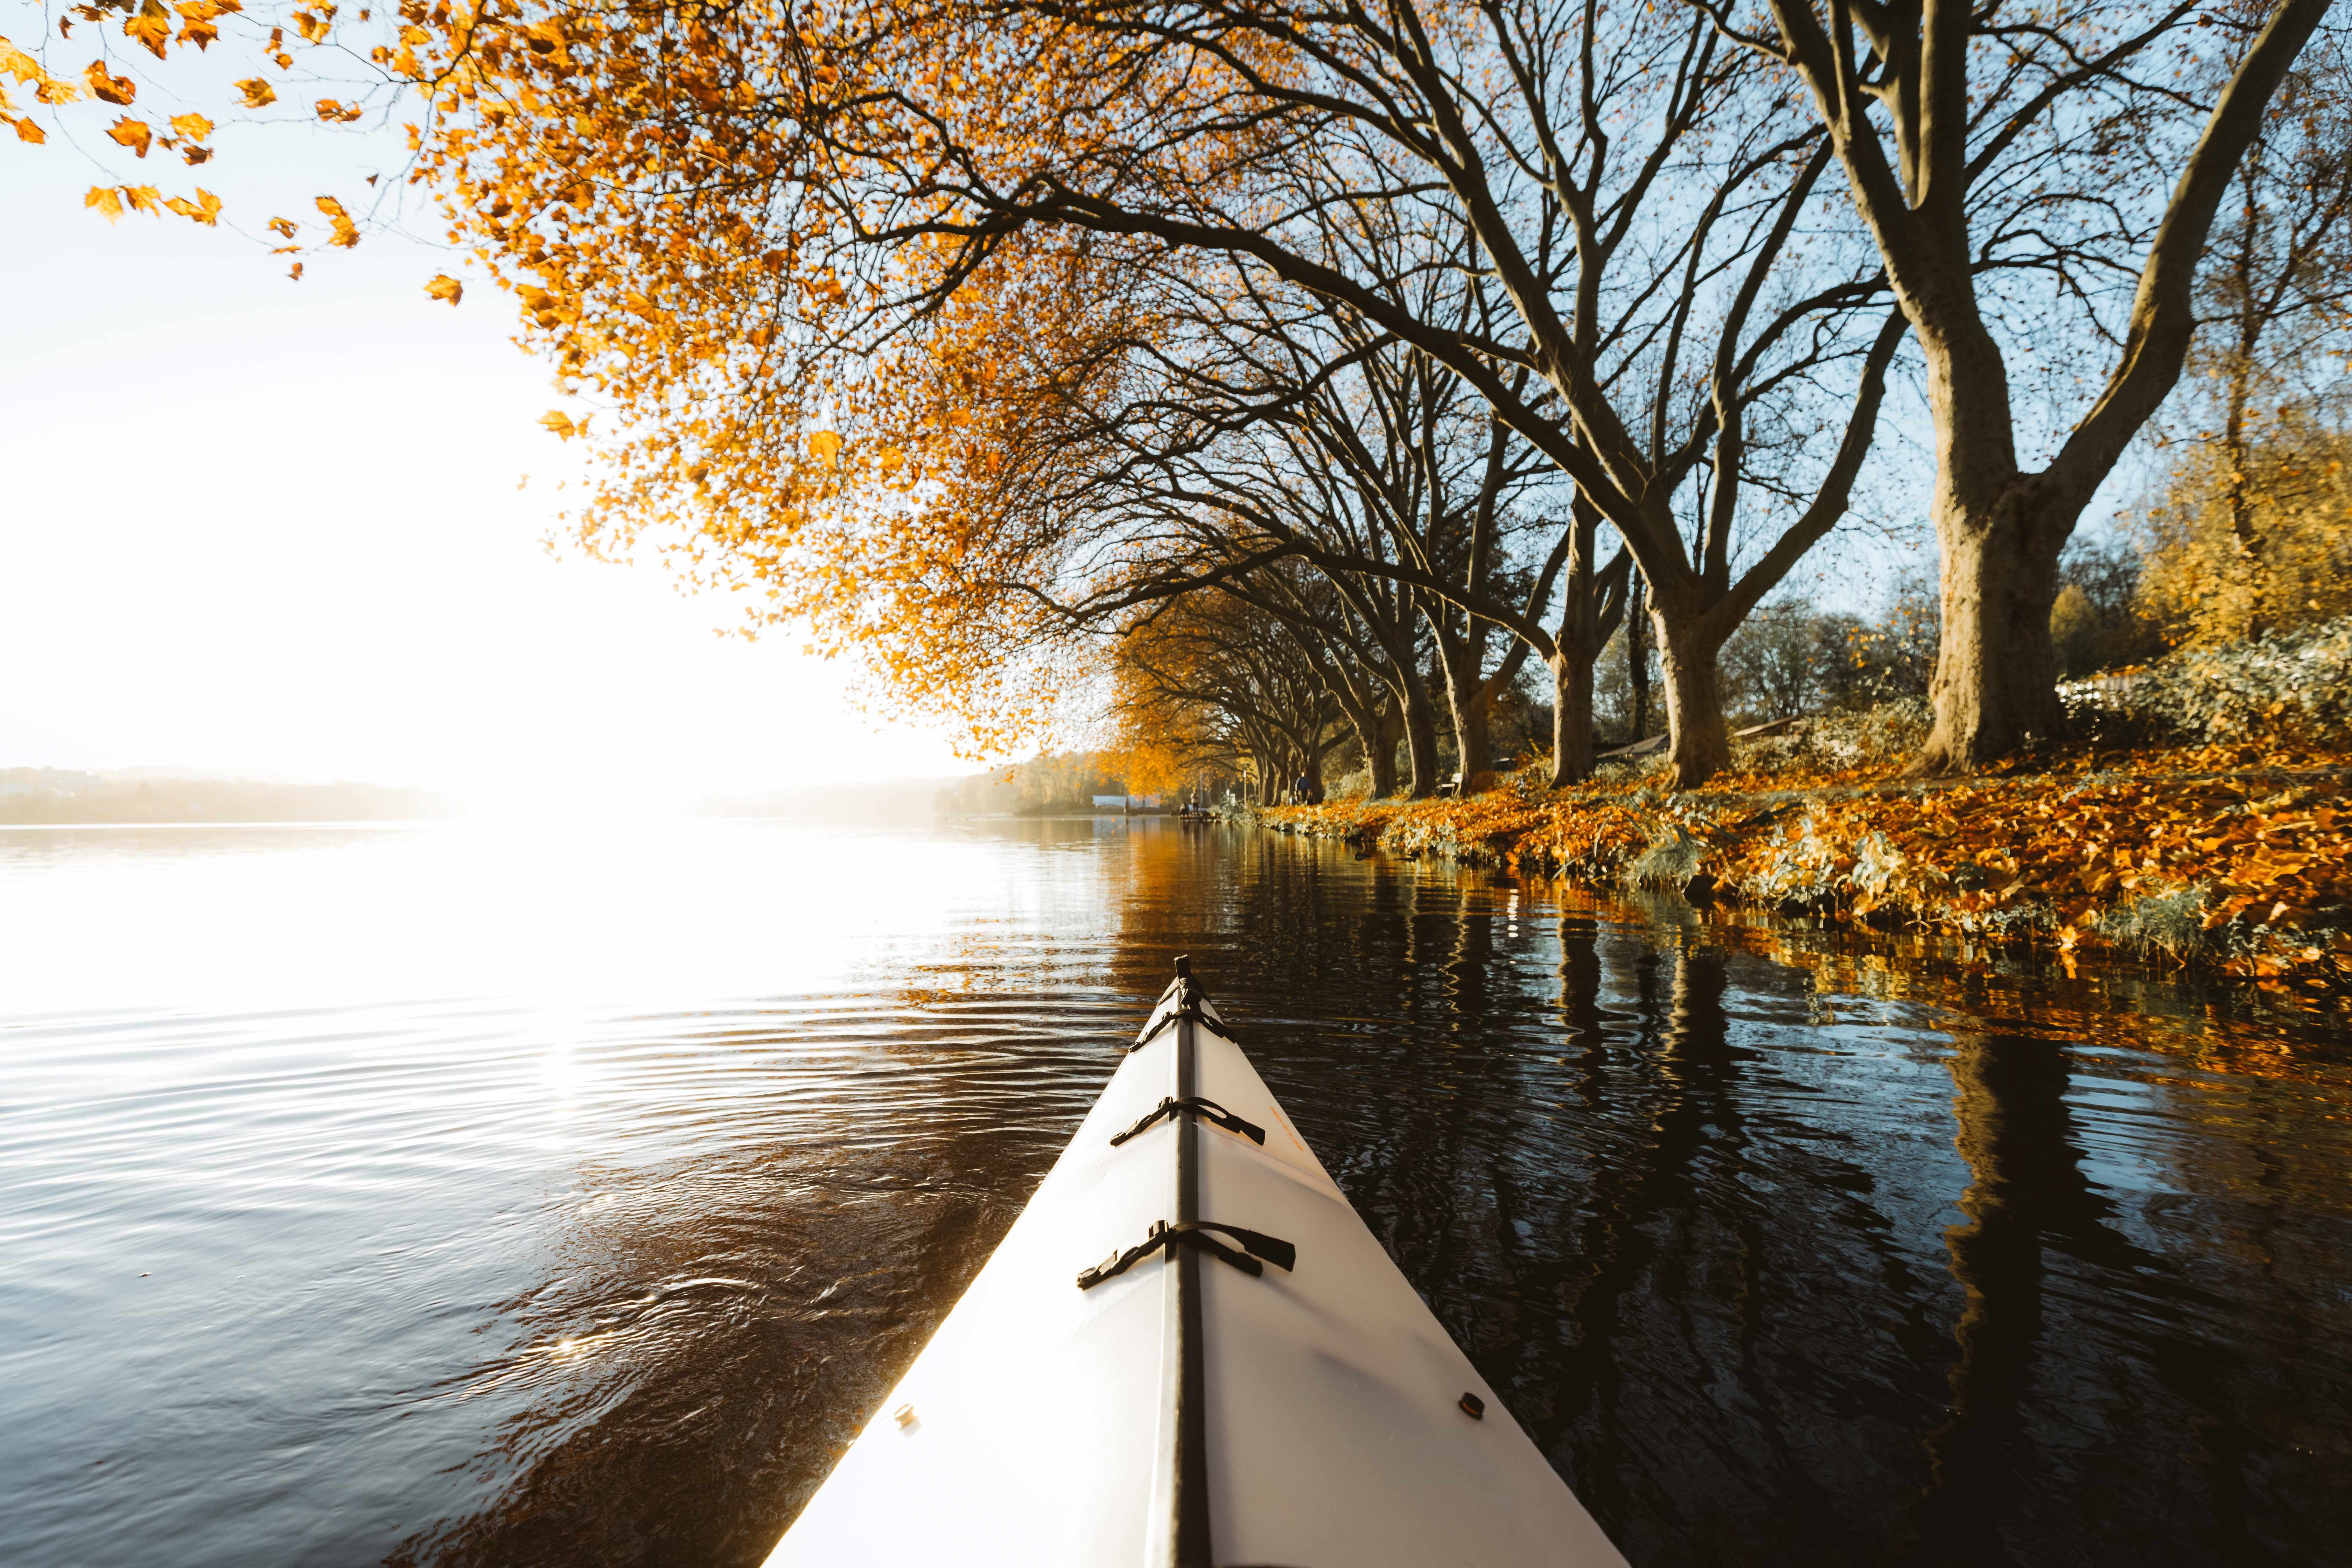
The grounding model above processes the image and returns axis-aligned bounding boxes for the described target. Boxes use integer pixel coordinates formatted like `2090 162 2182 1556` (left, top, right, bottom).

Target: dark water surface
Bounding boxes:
4 817 2349 1566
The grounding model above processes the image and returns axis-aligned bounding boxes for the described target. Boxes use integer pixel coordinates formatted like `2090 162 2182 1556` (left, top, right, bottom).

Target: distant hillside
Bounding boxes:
0 770 461 825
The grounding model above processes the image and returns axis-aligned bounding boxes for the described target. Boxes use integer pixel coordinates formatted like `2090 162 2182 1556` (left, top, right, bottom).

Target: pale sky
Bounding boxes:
0 111 969 811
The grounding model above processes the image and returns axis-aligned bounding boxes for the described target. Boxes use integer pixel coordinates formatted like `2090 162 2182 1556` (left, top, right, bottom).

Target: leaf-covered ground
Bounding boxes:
1264 738 2352 999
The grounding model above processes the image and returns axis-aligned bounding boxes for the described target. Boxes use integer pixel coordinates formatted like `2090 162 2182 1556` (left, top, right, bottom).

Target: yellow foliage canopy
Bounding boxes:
2141 412 2352 644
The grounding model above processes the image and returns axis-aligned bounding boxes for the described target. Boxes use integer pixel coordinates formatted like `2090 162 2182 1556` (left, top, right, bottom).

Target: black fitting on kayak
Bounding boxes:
1075 1219 1296 1290
1109 1096 1266 1148
1131 985 1238 1051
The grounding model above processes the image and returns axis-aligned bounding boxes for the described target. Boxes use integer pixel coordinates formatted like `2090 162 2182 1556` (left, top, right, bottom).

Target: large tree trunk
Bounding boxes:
1627 572 1652 746
1549 648 1595 788
1452 682 1494 788
1549 521 1597 789
2221 342 2266 640
1398 666 1441 799
1367 694 1401 798
1547 510 1625 789
1866 0 2328 771
1435 637 1495 791
1917 492 2070 773
1903 290 2069 772
1654 605 1732 789
1323 674 1390 801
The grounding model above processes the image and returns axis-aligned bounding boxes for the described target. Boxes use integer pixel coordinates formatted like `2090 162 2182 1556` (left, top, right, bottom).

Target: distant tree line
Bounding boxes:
931 754 1232 817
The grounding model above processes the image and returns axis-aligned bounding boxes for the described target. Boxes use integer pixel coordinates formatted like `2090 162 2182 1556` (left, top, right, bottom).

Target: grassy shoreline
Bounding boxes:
1263 738 2352 998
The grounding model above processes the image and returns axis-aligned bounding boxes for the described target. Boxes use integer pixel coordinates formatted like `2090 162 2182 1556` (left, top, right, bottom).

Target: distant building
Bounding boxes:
1090 794 1165 812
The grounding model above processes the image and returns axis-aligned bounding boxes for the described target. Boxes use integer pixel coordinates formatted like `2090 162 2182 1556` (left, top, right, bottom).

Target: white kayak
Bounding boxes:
766 959 1628 1567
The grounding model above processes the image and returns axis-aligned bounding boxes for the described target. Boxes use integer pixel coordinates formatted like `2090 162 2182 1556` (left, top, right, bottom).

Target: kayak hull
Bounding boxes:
767 981 1625 1567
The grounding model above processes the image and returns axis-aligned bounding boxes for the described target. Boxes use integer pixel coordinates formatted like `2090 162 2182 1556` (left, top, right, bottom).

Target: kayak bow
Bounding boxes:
767 958 1627 1567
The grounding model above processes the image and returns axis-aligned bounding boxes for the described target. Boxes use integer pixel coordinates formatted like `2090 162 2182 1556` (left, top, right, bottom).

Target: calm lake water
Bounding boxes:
3 817 2348 1566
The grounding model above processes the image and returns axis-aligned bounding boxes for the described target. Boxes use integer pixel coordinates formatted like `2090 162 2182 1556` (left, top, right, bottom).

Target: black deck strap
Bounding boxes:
1076 1219 1297 1290
1130 993 1242 1052
1109 1096 1267 1148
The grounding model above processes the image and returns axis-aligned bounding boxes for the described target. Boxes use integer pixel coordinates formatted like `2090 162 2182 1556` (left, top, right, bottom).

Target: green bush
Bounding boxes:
2130 615 2352 746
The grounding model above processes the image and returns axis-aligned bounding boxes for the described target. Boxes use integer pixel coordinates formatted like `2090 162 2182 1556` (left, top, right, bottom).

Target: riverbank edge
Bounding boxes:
1258 752 2352 997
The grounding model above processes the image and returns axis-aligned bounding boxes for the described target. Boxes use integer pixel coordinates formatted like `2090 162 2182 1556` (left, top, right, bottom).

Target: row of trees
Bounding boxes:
15 0 2349 794
1122 454 2340 798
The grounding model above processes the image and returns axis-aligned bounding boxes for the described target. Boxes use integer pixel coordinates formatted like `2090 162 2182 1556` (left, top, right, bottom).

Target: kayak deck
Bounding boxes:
767 968 1625 1567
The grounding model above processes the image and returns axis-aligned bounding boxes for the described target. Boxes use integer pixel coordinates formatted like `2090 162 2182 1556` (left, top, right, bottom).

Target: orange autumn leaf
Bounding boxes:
539 410 577 439
234 76 274 108
173 0 223 51
106 114 152 157
119 183 161 214
84 60 135 105
425 273 463 305
314 193 358 247
313 97 362 124
84 184 125 222
0 37 43 84
124 0 172 60
12 115 43 143
162 187 219 224
168 111 211 141
808 430 843 468
1 38 70 102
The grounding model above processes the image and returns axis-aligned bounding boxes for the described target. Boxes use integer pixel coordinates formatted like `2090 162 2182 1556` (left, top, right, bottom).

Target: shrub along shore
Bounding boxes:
1264 665 2352 999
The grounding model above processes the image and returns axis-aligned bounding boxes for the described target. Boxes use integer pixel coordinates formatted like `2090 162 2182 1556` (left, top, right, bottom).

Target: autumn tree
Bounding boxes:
16 0 1902 793
2140 411 2352 643
239 0 1899 788
1020 291 1625 793
2138 18 2352 643
1703 0 2338 770
1220 565 1420 797
1112 587 1348 805
34 0 2339 791
750 0 1912 788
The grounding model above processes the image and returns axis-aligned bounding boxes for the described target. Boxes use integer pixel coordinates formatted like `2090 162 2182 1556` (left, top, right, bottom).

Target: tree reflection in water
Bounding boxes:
392 819 2352 1567
1150 829 2351 1566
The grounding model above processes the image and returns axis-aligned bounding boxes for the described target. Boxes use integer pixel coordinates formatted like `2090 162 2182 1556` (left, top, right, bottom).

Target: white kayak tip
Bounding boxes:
767 951 1632 1568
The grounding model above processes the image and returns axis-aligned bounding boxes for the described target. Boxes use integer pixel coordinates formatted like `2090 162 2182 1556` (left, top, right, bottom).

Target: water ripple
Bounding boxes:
5 819 2350 1567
